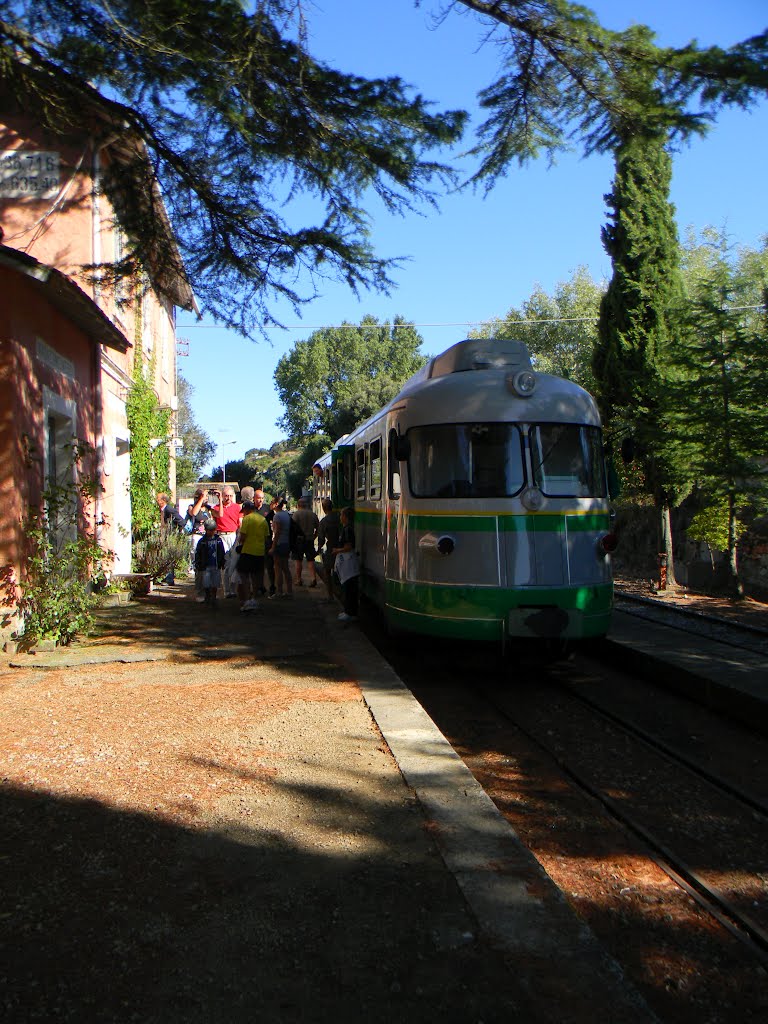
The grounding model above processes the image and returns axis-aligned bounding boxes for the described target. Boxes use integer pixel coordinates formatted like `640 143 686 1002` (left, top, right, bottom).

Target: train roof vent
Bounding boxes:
429 338 532 378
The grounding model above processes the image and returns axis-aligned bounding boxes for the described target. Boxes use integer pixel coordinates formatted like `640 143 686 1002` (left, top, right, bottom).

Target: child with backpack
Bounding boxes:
194 519 226 607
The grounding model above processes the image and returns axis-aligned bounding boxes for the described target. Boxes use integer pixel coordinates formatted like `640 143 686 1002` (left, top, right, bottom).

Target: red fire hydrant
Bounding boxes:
657 553 668 591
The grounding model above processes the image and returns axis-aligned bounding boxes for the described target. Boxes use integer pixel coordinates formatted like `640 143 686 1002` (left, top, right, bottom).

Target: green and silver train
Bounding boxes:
313 338 616 649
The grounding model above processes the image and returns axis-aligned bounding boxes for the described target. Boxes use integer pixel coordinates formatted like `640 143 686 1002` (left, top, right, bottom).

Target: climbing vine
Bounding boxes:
11 441 113 647
126 301 171 539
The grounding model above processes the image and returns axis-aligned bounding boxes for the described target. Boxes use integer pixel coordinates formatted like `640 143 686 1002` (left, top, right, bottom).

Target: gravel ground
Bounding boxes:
4 571 762 1022
0 579 541 1024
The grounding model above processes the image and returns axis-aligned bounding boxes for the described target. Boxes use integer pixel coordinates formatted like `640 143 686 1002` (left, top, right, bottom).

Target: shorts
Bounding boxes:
292 540 316 561
237 553 265 577
201 568 221 590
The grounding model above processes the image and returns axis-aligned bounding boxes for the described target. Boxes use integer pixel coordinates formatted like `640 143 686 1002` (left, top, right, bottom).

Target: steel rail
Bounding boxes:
481 685 768 968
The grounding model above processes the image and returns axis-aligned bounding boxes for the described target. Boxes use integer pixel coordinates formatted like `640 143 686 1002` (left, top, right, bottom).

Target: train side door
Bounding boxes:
385 424 407 584
331 446 354 510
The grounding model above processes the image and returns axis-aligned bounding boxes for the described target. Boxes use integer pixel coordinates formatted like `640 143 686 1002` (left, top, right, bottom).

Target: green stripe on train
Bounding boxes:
353 508 610 533
380 579 613 641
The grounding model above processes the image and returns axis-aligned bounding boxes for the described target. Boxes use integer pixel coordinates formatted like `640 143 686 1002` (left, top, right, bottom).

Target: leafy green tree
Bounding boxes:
175 374 215 486
447 4 767 585
0 1 465 336
670 233 768 596
593 134 683 423
454 2 768 171
681 228 768 335
469 266 603 392
274 315 427 445
207 458 252 489
687 500 744 572
253 442 304 500
585 45 695 586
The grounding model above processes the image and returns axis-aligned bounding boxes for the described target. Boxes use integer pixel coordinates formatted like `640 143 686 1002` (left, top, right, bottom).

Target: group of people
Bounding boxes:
159 485 359 623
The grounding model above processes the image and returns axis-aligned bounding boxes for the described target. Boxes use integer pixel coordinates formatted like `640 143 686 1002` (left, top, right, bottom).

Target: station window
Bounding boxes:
355 447 366 498
369 437 382 499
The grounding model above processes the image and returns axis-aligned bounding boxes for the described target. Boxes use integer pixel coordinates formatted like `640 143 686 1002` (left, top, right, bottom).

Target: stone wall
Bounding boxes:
611 504 768 600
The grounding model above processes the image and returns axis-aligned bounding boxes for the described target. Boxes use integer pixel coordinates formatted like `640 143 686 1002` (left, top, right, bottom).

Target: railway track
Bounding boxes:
614 589 768 656
367 601 768 1023
483 676 768 968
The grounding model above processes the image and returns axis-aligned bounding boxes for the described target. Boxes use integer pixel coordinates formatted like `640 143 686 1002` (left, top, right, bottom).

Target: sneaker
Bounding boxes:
195 596 206 603
337 612 357 623
225 593 238 599
269 586 276 596
268 592 279 600
246 599 260 611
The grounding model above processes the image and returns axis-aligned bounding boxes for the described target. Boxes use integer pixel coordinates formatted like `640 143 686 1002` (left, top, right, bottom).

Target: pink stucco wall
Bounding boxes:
2 109 182 585
0 264 99 634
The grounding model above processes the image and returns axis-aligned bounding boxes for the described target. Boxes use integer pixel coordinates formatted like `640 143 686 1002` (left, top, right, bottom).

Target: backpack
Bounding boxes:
289 515 304 553
165 504 187 532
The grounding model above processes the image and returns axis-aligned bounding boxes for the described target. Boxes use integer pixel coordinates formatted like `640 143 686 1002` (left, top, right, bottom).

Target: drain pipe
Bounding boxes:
91 139 105 555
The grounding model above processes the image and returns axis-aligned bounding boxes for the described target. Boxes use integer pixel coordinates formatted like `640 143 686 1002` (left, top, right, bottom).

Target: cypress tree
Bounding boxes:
593 134 682 422
669 244 768 596
591 54 692 585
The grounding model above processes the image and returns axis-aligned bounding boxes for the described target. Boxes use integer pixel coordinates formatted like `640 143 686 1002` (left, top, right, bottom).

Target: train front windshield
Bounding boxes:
530 424 607 497
407 422 606 499
408 423 525 498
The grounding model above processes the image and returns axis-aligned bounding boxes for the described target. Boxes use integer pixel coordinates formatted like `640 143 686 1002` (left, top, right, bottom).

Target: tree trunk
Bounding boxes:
660 502 678 589
726 493 744 599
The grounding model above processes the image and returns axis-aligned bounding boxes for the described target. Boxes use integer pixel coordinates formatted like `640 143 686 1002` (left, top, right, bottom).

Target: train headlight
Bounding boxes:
418 533 456 556
597 532 619 557
507 370 537 397
520 487 544 511
436 535 455 555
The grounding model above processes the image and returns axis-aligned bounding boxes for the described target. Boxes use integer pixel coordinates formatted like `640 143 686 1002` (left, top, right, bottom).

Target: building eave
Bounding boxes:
0 244 131 352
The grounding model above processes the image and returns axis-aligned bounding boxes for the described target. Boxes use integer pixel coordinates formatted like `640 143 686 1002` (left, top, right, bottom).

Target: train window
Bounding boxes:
407 424 525 498
346 450 354 501
337 450 355 504
369 437 382 499
530 424 607 497
355 447 366 498
388 430 401 499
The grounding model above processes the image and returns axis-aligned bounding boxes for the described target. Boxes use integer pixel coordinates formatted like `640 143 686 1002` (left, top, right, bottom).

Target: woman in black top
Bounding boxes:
332 506 359 622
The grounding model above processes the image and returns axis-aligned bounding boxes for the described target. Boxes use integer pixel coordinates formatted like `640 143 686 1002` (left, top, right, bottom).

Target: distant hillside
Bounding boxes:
241 441 306 499
196 437 329 500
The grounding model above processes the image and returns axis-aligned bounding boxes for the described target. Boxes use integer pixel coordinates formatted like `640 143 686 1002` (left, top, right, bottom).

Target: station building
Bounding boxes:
0 67 196 639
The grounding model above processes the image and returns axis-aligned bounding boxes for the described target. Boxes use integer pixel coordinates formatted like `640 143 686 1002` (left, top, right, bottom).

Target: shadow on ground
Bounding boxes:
1 779 531 1023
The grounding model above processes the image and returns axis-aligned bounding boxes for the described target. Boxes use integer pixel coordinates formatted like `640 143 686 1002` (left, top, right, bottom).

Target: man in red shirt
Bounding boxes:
209 486 242 597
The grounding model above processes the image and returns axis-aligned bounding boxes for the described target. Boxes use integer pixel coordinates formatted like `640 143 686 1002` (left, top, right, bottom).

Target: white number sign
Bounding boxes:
0 151 60 198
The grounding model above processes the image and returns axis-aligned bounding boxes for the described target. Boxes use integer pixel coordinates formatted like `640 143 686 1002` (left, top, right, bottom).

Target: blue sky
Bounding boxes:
177 0 767 474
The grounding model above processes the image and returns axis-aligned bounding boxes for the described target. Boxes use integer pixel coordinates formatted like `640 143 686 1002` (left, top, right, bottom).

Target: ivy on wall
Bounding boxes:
125 300 171 539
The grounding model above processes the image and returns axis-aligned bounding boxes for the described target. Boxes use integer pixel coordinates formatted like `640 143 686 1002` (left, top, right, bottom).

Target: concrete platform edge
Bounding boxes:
602 616 768 736
336 622 660 1021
